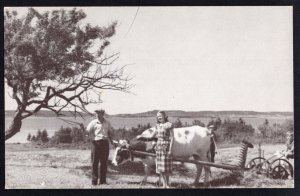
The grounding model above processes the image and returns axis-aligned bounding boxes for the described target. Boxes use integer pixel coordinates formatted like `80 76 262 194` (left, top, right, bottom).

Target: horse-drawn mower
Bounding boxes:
129 141 294 181
245 144 294 180
130 140 254 175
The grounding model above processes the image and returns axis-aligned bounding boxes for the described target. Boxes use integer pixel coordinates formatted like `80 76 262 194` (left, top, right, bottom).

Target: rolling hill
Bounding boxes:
5 110 292 118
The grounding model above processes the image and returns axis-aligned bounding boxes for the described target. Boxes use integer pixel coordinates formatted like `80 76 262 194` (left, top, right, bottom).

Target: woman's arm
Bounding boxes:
168 125 174 155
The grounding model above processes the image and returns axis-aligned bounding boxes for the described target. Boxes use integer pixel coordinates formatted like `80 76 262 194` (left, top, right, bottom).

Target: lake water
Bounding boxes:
5 116 291 143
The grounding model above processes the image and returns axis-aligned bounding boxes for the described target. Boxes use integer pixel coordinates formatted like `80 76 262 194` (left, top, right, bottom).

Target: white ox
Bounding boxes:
112 125 213 186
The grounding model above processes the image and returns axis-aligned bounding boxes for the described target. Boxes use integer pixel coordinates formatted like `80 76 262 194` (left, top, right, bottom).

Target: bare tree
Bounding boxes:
4 8 132 140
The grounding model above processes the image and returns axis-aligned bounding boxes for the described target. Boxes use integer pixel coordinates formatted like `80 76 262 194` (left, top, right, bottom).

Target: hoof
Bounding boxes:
203 182 211 188
192 182 210 188
156 180 163 187
155 181 160 186
191 182 199 188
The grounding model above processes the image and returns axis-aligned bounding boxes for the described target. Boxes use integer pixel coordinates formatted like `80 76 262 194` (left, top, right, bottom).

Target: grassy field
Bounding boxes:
5 143 294 189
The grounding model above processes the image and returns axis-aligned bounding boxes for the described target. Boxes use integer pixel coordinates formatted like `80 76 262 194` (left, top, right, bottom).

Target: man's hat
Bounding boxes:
95 109 105 114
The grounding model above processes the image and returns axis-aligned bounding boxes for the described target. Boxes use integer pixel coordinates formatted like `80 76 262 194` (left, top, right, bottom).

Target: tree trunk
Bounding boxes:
5 110 23 141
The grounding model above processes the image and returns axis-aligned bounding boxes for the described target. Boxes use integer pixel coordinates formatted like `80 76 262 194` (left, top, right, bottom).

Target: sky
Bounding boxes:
4 6 293 114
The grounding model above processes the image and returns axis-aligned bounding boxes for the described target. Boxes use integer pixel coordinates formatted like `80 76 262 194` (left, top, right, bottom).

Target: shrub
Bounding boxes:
31 135 37 141
257 118 294 144
70 126 87 143
41 129 49 142
55 126 72 143
27 133 31 141
28 129 49 143
192 119 205 127
110 123 152 141
36 129 42 141
207 117 222 129
217 118 255 143
280 119 294 133
173 118 183 128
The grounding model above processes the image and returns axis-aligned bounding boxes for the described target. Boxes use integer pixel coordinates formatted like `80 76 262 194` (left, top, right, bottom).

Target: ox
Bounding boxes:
112 125 213 186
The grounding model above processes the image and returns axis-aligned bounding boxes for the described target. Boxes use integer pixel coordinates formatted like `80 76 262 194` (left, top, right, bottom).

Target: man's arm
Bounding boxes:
86 120 95 141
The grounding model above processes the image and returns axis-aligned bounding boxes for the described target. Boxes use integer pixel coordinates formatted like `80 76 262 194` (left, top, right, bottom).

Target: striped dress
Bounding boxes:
155 122 173 174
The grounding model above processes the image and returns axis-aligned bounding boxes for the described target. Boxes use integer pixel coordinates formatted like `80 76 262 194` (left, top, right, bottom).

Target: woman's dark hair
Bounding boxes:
156 111 169 123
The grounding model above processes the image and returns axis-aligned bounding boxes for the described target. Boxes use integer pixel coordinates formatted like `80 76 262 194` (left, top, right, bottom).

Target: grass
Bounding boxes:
5 142 294 189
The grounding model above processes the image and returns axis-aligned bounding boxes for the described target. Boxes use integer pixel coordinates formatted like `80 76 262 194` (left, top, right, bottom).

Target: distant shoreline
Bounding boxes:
5 109 293 119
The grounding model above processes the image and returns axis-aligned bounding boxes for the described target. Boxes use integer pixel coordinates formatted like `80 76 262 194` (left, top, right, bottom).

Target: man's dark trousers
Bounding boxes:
91 139 109 184
210 136 216 163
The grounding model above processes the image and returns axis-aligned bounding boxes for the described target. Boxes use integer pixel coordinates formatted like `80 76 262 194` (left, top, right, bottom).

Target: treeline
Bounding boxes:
27 129 49 143
27 123 152 149
27 118 294 148
256 119 293 143
110 123 152 141
172 117 293 144
206 118 293 144
114 110 293 118
174 117 255 143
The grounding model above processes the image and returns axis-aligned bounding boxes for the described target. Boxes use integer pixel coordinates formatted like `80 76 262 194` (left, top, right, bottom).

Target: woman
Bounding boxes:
285 131 294 159
137 111 174 188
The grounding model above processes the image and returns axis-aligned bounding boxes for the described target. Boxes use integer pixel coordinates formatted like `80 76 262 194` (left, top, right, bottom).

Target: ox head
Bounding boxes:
111 139 131 166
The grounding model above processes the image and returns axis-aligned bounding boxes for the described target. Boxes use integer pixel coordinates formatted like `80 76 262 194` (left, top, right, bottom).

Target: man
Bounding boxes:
208 124 217 162
86 109 114 185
